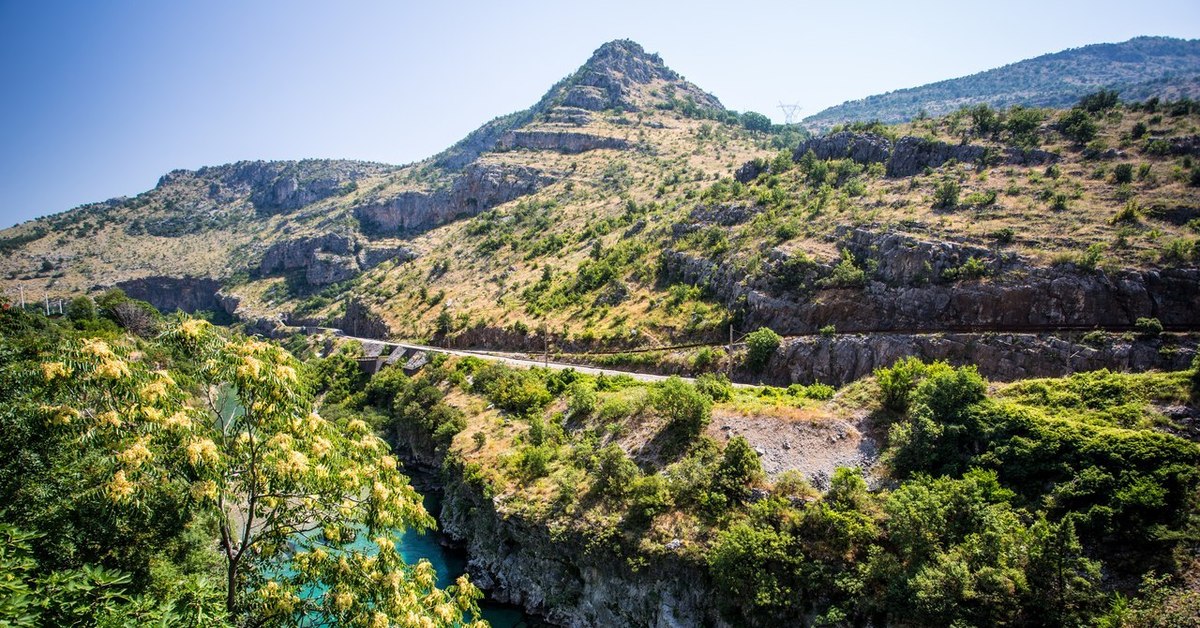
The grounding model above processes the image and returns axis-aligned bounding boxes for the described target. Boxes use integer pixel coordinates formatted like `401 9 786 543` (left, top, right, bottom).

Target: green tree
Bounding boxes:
745 327 782 371
33 319 483 625
65 296 97 323
740 111 772 133
712 436 763 503
652 376 712 444
1059 108 1098 144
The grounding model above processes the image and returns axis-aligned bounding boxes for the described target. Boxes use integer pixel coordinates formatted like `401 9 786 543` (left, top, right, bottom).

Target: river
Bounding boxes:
396 490 536 627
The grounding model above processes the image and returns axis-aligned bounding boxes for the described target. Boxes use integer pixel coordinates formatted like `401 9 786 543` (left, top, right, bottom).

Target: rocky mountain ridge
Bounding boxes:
804 36 1200 130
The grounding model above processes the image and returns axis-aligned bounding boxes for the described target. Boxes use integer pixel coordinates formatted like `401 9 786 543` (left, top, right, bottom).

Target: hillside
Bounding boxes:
2 38 1199 387
804 36 1200 131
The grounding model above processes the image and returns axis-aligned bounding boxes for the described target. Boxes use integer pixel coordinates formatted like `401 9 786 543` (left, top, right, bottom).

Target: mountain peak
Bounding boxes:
580 39 674 83
555 39 723 113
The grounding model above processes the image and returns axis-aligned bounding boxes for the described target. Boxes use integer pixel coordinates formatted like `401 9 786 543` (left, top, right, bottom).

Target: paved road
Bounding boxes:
338 333 731 385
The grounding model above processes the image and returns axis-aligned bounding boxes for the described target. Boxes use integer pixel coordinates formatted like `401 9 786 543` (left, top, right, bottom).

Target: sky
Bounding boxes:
1 0 1197 226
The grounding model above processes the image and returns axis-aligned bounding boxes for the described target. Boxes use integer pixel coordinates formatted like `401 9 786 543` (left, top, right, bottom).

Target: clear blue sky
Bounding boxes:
1 0 1197 226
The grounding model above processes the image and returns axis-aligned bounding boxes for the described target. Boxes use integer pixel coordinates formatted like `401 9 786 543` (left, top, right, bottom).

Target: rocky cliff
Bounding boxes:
355 163 559 236
439 472 726 628
661 227 1200 336
751 331 1199 387
790 131 1059 177
113 276 227 314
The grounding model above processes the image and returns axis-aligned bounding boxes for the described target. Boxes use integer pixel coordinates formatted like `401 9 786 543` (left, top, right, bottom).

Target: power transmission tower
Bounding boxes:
777 102 802 125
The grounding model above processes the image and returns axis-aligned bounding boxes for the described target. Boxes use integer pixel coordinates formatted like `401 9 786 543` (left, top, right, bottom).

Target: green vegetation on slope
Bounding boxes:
804 36 1200 130
351 348 1200 626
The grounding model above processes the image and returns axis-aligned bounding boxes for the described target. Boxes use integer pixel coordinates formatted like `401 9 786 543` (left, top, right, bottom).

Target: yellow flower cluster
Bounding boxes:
369 611 389 628
330 590 355 613
164 411 192 429
179 318 209 339
118 436 154 468
43 404 80 425
185 438 219 466
40 361 70 381
140 379 169 402
237 355 264 379
96 358 131 380
108 470 134 502
190 479 219 502
260 580 299 616
275 364 298 383
312 436 332 458
82 338 114 358
98 410 123 428
275 450 309 478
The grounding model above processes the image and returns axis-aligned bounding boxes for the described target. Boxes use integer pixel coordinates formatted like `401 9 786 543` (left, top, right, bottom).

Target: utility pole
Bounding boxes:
544 333 549 368
18 286 25 308
728 324 734 377
44 293 50 316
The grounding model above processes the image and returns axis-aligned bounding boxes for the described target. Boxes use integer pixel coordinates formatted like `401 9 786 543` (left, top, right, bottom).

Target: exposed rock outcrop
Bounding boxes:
497 130 630 153
790 132 1059 176
661 227 1200 336
837 226 1023 285
753 332 1199 387
156 159 392 214
340 297 390 338
258 234 415 287
355 163 558 236
439 466 728 628
113 276 225 314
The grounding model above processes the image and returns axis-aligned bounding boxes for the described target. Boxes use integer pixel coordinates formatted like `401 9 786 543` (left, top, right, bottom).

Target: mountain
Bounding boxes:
804 36 1200 131
1 38 1198 382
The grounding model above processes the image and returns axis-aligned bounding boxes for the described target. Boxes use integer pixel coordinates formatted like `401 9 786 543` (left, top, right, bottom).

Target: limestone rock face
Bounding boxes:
259 233 356 275
496 130 629 153
660 225 1200 337
156 159 392 215
790 132 1059 177
113 276 224 314
753 332 1199 387
354 163 557 236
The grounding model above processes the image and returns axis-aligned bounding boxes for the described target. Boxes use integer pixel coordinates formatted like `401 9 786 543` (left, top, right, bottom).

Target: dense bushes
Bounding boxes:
651 376 712 445
744 327 781 371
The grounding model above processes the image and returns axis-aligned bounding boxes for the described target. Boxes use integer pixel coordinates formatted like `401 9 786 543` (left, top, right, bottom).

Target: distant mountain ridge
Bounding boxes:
804 36 1200 131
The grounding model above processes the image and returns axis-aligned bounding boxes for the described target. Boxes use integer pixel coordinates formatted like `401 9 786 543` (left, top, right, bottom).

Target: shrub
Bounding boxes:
745 327 782 371
652 376 712 443
1111 200 1140 224
819 250 867 289
1134 317 1163 336
932 179 961 209
695 373 733 402
1079 89 1120 113
909 364 986 422
472 364 552 415
875 357 940 414
1113 163 1134 184
1059 108 1097 144
567 381 598 418
740 111 772 133
1192 353 1200 397
516 444 554 481
800 383 835 400
593 444 639 498
712 436 763 503
992 227 1015 245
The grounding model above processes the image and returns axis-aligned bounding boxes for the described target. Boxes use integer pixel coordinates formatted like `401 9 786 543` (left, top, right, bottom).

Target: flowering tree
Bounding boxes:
39 319 484 626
